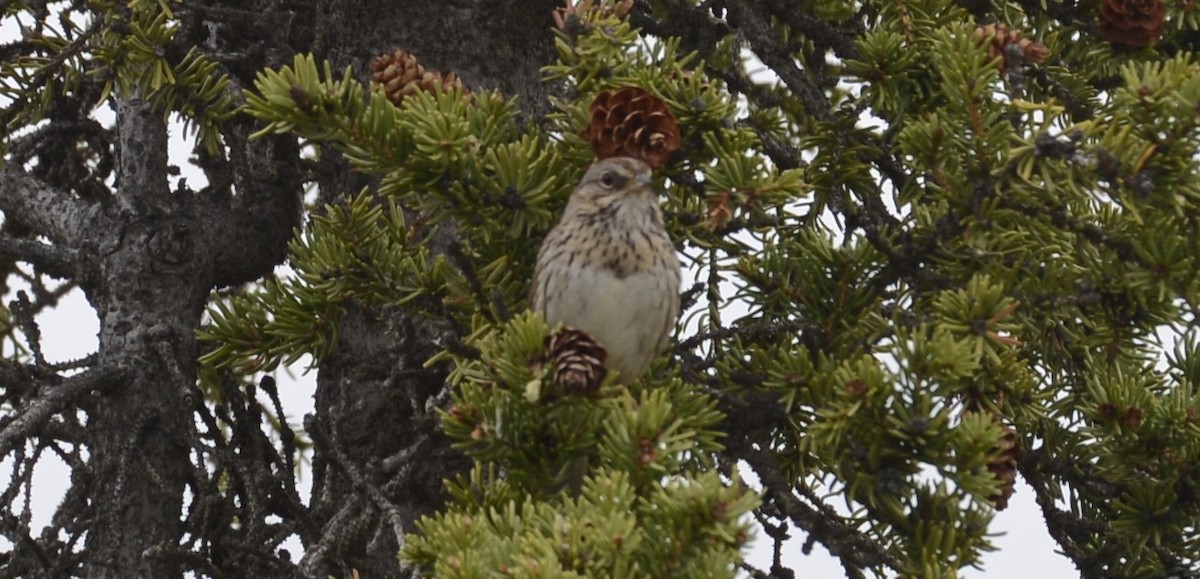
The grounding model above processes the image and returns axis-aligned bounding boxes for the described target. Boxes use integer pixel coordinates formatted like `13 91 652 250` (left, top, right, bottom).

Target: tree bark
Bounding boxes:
0 1 555 576
77 88 305 575
79 96 191 578
298 1 558 575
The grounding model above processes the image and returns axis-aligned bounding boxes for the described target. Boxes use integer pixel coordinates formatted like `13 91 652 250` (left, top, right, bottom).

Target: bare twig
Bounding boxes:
0 365 126 458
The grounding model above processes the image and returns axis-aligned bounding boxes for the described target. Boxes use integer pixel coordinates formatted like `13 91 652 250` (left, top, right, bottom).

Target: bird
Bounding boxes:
530 156 681 383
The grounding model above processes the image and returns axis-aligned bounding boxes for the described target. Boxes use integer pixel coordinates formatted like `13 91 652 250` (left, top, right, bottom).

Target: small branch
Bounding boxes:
203 122 304 288
305 415 411 558
725 2 834 123
46 353 98 374
297 499 364 578
0 236 80 279
258 375 298 477
0 167 94 249
736 442 901 573
8 291 46 367
739 562 773 578
1018 446 1120 577
0 15 103 131
675 318 806 352
380 436 432 475
0 365 127 458
445 240 498 324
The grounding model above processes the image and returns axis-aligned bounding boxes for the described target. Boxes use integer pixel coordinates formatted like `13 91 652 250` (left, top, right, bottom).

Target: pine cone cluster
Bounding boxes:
369 49 465 107
988 421 1021 511
585 87 682 169
544 327 608 395
973 23 1048 70
1097 0 1167 49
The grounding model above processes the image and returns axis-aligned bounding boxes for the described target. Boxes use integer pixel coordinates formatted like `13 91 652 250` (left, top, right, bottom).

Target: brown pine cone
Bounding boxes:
988 421 1021 510
1097 0 1167 50
973 23 1048 70
369 50 465 107
585 87 682 169
544 327 608 395
705 191 734 232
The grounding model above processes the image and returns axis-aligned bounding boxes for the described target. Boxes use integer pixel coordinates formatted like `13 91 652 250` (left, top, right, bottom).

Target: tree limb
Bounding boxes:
0 364 127 458
0 168 93 249
734 441 901 573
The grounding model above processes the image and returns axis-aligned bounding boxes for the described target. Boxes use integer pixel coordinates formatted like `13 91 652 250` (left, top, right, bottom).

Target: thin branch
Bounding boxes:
304 415 411 560
0 237 81 280
0 167 95 249
1018 446 1121 577
676 318 806 352
735 442 901 573
0 364 126 459
0 14 104 131
725 2 834 123
297 499 364 579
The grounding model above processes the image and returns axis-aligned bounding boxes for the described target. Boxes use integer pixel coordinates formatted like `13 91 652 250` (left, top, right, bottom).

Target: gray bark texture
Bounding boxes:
0 1 555 577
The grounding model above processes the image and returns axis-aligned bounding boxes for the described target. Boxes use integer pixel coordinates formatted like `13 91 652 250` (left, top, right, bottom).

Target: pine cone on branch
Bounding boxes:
585 87 682 169
973 23 1048 70
544 327 608 396
988 421 1021 511
369 50 466 107
1097 0 1167 50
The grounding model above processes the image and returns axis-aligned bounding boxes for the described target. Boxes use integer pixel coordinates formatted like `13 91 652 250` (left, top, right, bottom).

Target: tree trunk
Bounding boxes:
80 98 197 578
0 1 555 576
299 2 558 575
77 87 305 574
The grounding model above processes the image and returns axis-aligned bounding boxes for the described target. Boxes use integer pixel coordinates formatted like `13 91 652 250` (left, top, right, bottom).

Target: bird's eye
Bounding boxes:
599 172 618 189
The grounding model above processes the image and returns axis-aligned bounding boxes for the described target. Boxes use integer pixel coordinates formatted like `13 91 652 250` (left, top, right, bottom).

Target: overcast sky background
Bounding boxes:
0 7 1084 577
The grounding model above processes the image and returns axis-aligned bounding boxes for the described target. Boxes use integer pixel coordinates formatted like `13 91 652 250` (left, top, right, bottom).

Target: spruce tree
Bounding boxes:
1 0 1198 577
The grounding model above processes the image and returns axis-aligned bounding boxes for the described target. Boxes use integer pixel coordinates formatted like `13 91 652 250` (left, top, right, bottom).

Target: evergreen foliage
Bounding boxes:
207 12 771 573
200 0 1200 575
2 0 1199 576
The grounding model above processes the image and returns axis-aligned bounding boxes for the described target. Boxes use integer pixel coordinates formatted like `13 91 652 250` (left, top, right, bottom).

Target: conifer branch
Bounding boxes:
0 364 126 459
0 168 95 250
